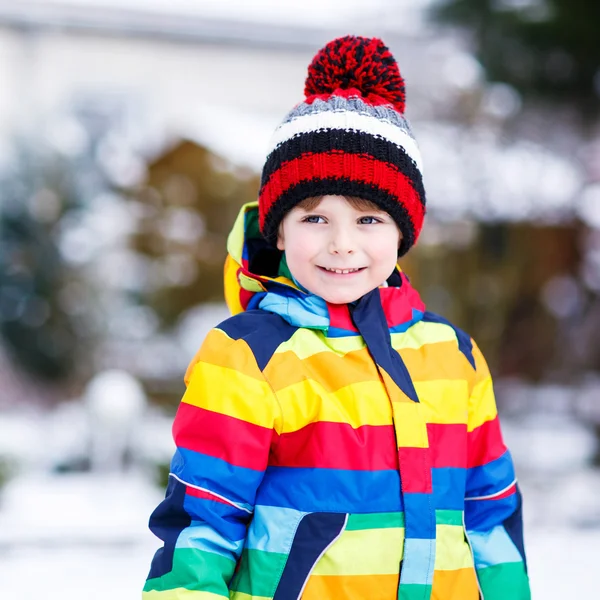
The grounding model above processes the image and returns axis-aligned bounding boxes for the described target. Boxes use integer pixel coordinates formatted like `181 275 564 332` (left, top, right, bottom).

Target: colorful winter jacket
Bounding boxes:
144 202 531 600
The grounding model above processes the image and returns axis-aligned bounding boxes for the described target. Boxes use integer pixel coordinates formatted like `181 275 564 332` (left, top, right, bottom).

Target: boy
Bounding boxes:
143 36 531 600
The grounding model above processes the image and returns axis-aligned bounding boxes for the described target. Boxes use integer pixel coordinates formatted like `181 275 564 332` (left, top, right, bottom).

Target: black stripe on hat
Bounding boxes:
261 177 418 257
260 128 425 205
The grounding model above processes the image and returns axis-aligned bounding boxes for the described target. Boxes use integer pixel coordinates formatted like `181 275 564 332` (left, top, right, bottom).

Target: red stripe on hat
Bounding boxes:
259 151 424 230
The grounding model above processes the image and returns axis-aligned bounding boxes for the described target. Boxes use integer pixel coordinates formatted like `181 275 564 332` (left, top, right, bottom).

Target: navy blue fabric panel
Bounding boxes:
351 289 419 403
503 485 528 572
422 311 475 369
216 310 296 371
273 512 347 600
147 476 191 580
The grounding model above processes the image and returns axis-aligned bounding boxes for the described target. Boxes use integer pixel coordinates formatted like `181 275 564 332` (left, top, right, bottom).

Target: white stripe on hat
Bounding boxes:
267 109 424 173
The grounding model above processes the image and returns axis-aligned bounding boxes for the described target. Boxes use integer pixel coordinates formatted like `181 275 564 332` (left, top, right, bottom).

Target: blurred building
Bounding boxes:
0 0 596 407
0 0 584 208
0 0 443 171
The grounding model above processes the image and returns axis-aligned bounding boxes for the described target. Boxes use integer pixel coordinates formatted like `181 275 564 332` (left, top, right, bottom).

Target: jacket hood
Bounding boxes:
224 202 426 335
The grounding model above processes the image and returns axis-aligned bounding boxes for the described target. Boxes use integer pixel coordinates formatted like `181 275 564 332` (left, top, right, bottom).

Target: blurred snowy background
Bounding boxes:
0 0 599 597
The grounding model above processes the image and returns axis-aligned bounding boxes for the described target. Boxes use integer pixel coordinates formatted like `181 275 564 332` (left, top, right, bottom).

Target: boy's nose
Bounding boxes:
329 230 355 254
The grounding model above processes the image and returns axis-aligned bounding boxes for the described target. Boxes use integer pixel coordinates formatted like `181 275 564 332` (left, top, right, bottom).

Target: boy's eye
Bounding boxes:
303 215 325 224
358 216 381 225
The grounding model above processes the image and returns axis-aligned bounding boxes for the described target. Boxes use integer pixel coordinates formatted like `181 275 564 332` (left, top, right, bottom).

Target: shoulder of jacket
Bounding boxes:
420 310 476 370
213 309 298 371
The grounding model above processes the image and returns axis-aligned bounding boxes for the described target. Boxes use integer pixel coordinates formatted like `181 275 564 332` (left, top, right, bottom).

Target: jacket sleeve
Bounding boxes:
464 341 531 600
143 327 281 599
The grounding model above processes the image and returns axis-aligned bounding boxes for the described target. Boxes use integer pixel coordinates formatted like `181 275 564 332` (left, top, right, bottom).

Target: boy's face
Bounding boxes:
276 195 402 305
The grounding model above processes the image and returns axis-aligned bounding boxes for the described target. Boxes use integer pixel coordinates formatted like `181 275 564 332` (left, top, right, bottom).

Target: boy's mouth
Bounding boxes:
318 266 366 275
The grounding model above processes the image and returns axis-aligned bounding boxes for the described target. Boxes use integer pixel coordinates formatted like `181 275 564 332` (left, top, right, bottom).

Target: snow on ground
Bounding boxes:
527 528 598 598
0 544 158 599
0 472 162 599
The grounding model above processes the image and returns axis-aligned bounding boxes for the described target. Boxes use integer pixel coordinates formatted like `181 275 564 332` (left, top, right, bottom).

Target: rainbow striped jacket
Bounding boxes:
144 202 531 600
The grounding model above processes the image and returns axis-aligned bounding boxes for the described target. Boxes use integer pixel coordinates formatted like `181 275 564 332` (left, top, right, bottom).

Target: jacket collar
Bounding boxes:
224 202 425 336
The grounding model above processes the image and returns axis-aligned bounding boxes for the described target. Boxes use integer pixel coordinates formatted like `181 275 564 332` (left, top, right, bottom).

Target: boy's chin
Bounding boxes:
324 296 362 305
316 287 376 305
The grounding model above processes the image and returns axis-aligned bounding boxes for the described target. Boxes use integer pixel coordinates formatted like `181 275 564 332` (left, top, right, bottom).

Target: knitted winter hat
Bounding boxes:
258 35 426 257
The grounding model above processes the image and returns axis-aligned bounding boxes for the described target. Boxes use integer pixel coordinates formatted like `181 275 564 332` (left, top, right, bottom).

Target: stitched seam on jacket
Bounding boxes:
168 472 252 514
269 512 307 599
465 479 518 501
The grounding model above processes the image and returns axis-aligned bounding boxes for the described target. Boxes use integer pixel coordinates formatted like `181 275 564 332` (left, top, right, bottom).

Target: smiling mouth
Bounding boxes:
319 266 366 274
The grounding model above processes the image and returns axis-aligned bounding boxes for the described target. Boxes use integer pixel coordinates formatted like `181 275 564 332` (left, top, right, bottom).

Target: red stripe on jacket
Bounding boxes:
174 403 273 471
427 423 468 468
467 417 507 468
271 421 399 470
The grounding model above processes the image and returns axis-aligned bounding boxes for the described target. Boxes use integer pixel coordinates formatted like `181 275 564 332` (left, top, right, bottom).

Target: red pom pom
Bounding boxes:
304 36 406 112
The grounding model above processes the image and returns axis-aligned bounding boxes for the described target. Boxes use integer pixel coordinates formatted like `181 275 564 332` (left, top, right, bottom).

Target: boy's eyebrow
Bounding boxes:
297 204 385 211
355 208 390 215
296 209 390 217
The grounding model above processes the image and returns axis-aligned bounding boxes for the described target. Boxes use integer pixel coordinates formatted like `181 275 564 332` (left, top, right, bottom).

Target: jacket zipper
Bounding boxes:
295 514 349 600
462 513 485 600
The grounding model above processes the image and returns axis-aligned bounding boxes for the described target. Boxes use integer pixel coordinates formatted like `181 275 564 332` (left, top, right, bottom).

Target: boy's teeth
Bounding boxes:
325 267 360 274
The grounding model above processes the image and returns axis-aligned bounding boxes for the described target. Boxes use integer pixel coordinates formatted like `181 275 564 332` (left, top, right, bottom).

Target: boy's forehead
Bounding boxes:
295 196 388 213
